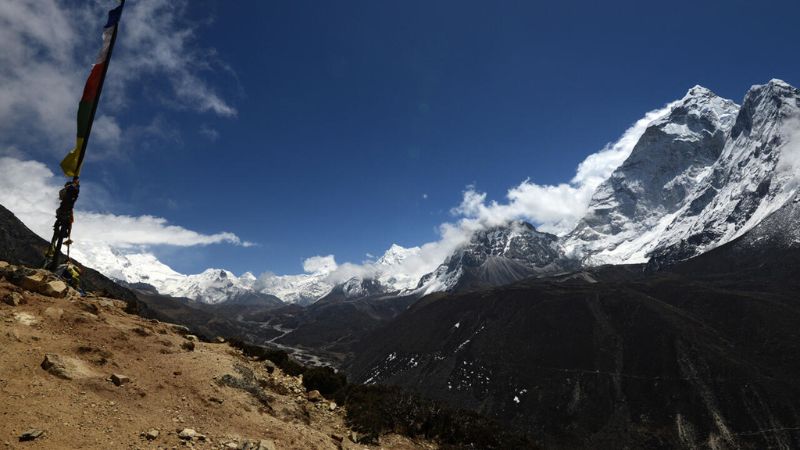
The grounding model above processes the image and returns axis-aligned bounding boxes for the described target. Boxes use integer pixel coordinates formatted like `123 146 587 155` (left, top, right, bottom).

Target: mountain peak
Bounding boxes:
685 85 715 98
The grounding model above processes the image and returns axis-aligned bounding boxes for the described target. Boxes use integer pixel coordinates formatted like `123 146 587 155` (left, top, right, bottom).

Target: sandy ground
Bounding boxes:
0 277 435 450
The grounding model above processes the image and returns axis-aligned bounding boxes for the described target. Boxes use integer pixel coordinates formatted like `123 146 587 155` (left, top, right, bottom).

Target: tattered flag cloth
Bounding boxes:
60 2 125 178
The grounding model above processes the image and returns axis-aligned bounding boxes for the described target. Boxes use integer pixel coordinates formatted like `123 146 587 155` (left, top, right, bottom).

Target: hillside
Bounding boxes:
0 262 434 450
348 210 800 449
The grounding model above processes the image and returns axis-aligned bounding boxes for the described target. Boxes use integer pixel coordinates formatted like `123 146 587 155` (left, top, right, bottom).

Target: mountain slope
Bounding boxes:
0 204 137 306
565 85 740 264
348 230 800 449
567 79 800 267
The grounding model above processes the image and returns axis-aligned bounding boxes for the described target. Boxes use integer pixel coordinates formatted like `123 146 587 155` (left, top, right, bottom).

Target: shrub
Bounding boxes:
302 366 347 396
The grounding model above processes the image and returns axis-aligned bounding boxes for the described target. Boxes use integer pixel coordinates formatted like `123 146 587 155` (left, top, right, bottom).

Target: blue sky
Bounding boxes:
2 0 800 276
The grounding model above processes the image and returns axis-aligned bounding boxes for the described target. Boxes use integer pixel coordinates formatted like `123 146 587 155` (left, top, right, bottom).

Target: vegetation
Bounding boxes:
227 338 535 449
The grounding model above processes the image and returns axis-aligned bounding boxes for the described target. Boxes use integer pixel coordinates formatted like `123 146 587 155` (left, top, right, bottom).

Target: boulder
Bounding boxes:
41 354 93 380
178 428 197 440
42 280 68 298
18 429 44 442
19 272 68 298
306 390 323 402
144 429 159 440
185 334 199 342
181 341 195 352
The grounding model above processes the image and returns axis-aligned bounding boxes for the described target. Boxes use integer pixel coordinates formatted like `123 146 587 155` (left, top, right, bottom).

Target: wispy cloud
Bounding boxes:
0 0 236 162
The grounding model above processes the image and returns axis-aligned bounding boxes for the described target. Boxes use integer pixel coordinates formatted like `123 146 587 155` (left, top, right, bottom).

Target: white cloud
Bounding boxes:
302 255 338 274
288 101 681 288
452 101 680 235
0 157 248 251
0 0 236 162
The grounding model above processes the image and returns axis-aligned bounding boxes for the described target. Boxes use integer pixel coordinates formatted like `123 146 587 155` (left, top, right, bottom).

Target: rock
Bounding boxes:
181 341 195 352
209 397 224 404
19 273 67 298
330 433 344 442
98 299 116 308
224 442 238 449
144 429 159 440
258 439 277 450
41 354 83 380
110 373 130 386
42 280 68 298
13 312 37 326
214 336 226 343
43 307 64 321
263 359 277 374
18 429 44 442
2 292 23 306
328 401 337 411
185 334 199 342
19 273 46 292
171 324 191 335
0 261 9 269
349 431 359 443
178 428 197 440
306 390 323 402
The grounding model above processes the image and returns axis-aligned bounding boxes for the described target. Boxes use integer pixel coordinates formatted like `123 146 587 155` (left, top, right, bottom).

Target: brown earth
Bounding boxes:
0 269 435 450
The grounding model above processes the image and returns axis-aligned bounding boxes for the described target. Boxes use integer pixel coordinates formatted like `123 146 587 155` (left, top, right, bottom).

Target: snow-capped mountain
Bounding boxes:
256 270 334 306
416 221 578 294
71 244 262 304
564 85 741 263
70 79 800 306
566 79 800 267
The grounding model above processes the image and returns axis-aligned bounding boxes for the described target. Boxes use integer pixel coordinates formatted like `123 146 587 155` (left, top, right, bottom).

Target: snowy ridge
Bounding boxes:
73 80 800 305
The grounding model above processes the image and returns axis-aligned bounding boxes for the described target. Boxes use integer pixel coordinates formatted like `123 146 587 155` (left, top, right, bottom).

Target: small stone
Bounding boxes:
181 341 195 352
330 433 344 442
224 442 238 449
214 336 226 343
110 373 130 386
209 397 224 404
306 390 322 402
144 429 159 440
328 401 337 411
18 429 44 441
350 431 359 443
2 292 23 306
178 428 197 440
171 324 191 335
185 335 198 342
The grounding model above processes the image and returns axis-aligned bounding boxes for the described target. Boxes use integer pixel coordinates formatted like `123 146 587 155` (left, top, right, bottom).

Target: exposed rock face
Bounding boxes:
566 80 800 268
418 221 578 294
565 86 740 264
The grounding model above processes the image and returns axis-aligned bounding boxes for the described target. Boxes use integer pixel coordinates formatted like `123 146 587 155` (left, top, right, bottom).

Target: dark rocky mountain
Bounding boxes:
418 221 579 294
347 205 800 448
